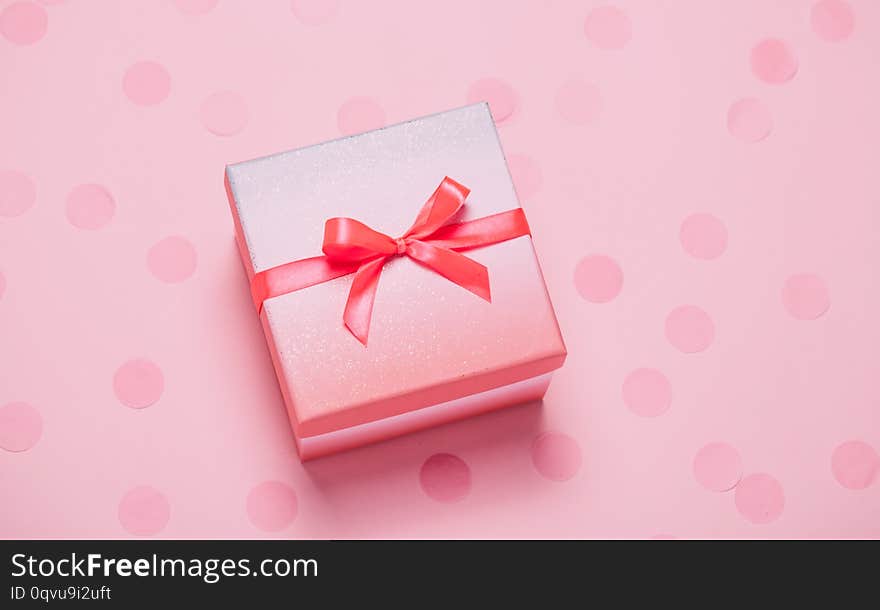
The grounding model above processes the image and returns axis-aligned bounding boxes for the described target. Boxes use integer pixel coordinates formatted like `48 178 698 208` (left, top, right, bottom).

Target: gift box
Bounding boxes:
225 104 566 460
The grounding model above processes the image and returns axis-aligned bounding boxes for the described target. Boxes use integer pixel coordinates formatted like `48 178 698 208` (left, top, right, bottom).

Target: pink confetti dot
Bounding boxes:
0 402 42 452
693 442 742 492
831 441 878 490
727 98 772 143
118 486 170 536
467 78 517 124
0 169 36 218
65 183 115 230
200 91 248 136
735 473 785 524
290 0 339 25
419 453 472 502
623 368 672 418
113 359 164 409
811 0 855 42
0 2 48 46
555 79 602 125
782 273 830 320
507 153 542 201
680 213 727 260
247 481 299 532
750 39 798 84
147 236 197 283
173 0 218 15
574 254 623 303
531 432 582 482
337 96 385 136
665 305 715 353
123 61 171 107
584 5 631 50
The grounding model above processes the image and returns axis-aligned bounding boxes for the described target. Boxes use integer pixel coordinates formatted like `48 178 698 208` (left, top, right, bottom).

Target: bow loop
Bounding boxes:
323 217 397 262
402 177 470 240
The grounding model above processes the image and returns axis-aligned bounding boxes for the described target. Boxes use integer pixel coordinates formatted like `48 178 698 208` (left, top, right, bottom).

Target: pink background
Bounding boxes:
1 0 878 538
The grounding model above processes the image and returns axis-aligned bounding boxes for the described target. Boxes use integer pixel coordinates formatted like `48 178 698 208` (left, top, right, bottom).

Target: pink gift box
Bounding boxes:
225 104 566 460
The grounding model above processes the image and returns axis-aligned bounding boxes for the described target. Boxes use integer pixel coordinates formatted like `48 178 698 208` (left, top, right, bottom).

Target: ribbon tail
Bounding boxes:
406 240 491 302
343 257 388 345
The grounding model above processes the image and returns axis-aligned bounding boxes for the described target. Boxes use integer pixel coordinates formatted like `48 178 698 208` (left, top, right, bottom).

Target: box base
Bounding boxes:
296 372 552 461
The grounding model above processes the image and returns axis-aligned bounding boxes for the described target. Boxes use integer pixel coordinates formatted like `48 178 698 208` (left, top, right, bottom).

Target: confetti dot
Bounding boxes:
200 91 248 136
123 61 171 106
147 236 197 283
680 213 727 260
247 481 298 532
735 473 784 524
531 432 582 482
584 5 631 50
623 368 672 418
337 96 385 136
0 2 48 46
750 39 798 84
113 359 164 409
665 305 715 353
419 453 472 502
555 79 602 125
507 153 542 201
65 183 115 230
290 0 338 25
693 442 742 492
0 402 42 452
782 273 830 320
727 98 772 143
467 78 517 124
574 254 623 303
118 486 170 536
0 169 36 218
811 0 855 42
831 441 878 490
173 0 218 15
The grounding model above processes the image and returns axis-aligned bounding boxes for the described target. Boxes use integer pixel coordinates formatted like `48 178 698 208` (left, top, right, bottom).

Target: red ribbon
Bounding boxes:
251 177 530 345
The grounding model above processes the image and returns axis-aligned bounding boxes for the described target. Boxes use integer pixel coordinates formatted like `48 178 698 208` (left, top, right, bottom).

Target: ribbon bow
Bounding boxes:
251 177 530 345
